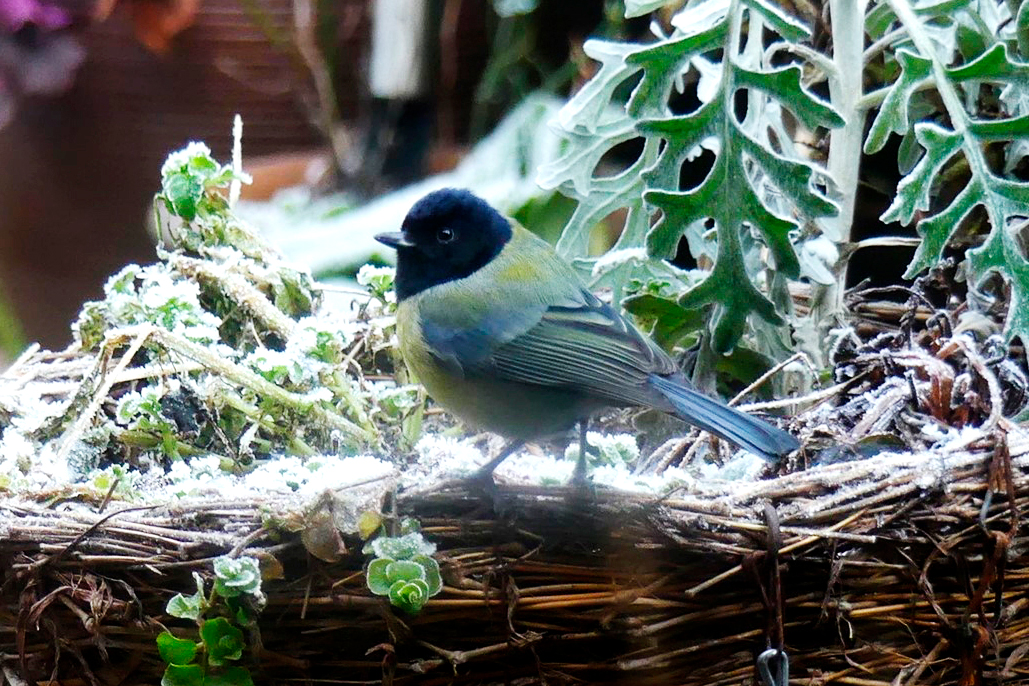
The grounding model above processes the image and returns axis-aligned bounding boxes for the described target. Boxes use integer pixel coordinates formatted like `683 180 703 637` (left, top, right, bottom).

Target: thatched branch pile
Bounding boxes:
2 423 1026 684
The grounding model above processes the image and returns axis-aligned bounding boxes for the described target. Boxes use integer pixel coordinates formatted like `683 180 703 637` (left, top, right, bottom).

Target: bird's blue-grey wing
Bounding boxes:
416 293 554 376
482 289 678 408
481 291 797 459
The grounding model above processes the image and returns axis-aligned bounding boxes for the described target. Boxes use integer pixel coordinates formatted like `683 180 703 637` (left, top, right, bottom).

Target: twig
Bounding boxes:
729 352 809 407
684 509 867 598
56 326 156 464
0 342 40 379
144 326 374 442
31 505 161 570
168 254 296 339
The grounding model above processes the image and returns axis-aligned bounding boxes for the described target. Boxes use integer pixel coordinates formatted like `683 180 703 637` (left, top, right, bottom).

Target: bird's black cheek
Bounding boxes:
393 247 463 300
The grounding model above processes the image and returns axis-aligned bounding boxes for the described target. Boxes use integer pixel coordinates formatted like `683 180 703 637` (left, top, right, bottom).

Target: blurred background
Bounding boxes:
0 0 638 362
0 0 909 368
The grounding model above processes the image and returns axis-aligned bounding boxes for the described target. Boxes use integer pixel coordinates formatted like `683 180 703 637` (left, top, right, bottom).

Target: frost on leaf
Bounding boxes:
870 28 1029 342
540 0 841 353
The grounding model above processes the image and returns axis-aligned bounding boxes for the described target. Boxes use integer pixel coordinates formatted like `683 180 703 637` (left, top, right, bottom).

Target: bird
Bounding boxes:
375 188 798 481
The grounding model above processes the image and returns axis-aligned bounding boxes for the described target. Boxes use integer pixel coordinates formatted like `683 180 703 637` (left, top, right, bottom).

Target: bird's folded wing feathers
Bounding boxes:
484 291 679 407
417 284 571 374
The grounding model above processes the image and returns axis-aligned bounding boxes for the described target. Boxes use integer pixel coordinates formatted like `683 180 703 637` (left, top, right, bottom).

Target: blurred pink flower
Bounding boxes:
0 0 83 128
0 0 72 32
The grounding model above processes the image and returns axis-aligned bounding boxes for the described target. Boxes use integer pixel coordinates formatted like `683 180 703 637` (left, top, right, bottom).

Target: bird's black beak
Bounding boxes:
375 231 414 249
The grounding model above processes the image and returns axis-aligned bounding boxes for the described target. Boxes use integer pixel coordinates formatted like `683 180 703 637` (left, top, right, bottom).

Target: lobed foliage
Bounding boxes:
541 0 1029 383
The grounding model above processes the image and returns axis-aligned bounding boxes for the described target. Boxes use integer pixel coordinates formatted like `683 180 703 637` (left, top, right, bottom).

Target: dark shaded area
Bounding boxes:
847 127 919 290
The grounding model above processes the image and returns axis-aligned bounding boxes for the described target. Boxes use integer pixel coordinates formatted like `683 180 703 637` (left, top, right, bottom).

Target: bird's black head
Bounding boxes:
376 189 513 301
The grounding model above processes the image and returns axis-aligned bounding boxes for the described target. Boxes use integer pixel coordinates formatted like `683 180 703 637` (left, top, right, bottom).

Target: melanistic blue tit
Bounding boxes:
376 189 798 479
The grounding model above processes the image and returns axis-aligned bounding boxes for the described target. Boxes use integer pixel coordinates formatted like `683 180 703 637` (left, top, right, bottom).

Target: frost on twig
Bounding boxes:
0 142 408 522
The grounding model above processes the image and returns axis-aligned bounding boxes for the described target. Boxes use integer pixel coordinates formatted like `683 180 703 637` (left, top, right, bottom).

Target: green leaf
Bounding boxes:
226 597 255 628
162 664 205 686
1018 2 1029 59
544 0 841 366
385 560 427 584
882 124 963 226
866 11 1028 151
199 618 245 666
715 345 777 389
627 24 729 118
187 155 219 176
273 269 317 318
733 64 844 130
865 2 896 38
163 174 203 221
866 0 972 39
623 292 705 350
865 50 933 154
969 211 1029 343
906 178 983 278
167 592 204 621
914 0 973 15
204 667 255 686
740 0 810 41
947 43 1029 83
737 129 837 221
873 11 1029 342
675 238 782 354
968 114 1029 141
388 578 431 614
366 558 393 596
412 554 443 597
369 532 436 561
397 517 421 535
212 556 262 599
638 104 720 192
157 632 199 666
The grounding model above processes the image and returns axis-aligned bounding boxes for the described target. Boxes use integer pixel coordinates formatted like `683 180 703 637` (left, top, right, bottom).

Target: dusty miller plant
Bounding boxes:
540 0 1029 389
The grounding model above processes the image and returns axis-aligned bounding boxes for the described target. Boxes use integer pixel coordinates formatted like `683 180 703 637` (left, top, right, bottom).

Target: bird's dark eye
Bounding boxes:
436 227 456 243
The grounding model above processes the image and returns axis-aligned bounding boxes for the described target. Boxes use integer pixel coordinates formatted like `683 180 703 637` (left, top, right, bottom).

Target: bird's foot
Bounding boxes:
467 463 500 495
455 440 524 513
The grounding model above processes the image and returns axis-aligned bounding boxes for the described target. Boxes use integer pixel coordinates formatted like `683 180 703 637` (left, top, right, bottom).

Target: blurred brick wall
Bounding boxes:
0 0 355 347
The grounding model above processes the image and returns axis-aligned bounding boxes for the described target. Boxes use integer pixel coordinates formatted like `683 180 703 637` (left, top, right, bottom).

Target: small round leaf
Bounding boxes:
161 664 204 686
366 558 393 596
166 592 204 620
200 617 245 666
156 631 198 666
213 556 262 598
385 560 425 584
412 555 443 597
388 579 430 614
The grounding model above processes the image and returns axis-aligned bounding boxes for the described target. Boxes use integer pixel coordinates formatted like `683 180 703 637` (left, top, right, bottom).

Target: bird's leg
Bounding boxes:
460 439 524 517
472 438 525 483
571 420 593 484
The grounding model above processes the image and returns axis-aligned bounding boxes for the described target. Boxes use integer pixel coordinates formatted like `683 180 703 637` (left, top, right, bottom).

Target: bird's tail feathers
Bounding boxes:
649 374 798 462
